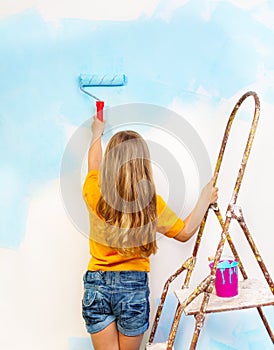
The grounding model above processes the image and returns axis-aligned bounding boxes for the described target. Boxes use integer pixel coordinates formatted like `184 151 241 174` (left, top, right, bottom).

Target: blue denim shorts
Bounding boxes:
82 270 150 336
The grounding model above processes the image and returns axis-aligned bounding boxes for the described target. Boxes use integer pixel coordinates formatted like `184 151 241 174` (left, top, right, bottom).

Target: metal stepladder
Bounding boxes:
147 91 274 350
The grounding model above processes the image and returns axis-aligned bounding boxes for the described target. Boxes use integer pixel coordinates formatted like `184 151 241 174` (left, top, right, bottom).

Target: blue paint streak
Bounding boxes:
217 260 238 284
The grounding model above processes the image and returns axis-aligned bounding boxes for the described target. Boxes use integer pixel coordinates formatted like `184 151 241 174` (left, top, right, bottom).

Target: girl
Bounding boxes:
82 117 218 350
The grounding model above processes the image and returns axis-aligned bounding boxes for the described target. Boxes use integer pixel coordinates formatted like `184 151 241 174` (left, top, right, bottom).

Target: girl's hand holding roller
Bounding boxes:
91 116 105 140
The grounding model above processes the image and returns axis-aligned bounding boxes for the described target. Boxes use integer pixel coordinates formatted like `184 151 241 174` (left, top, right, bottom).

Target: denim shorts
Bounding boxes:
82 270 150 336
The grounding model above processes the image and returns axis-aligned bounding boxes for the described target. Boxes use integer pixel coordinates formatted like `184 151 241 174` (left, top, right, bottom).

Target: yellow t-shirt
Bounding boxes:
83 170 185 271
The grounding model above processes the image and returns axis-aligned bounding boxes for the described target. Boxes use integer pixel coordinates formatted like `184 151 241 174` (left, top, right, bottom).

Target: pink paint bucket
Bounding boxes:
209 259 239 297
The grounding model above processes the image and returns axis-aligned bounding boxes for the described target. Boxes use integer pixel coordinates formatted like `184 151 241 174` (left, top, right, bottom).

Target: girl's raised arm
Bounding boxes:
88 117 105 171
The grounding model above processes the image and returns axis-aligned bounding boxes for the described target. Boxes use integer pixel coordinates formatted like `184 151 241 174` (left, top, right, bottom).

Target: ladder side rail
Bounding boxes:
148 257 194 344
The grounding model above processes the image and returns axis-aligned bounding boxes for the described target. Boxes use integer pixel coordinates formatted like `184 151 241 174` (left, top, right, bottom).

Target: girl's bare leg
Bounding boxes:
118 332 144 350
90 322 119 350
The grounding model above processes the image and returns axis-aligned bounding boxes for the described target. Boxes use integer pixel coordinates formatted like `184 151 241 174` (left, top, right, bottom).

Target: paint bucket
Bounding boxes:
209 259 239 297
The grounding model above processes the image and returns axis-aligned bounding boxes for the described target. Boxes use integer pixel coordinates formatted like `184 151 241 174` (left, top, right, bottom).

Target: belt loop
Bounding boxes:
104 271 111 285
115 271 120 284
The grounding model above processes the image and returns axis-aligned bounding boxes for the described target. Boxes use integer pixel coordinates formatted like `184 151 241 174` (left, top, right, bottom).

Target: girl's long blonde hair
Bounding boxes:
96 130 158 257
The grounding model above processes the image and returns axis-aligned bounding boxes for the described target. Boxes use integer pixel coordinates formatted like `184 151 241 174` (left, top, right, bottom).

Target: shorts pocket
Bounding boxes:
120 294 149 330
83 289 96 307
82 289 105 319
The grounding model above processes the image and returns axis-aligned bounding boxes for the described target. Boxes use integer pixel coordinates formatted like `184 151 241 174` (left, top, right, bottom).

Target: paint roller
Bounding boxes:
79 74 127 121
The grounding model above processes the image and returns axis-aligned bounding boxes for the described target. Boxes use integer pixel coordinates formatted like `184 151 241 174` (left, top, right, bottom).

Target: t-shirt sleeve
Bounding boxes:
156 195 185 238
82 170 101 211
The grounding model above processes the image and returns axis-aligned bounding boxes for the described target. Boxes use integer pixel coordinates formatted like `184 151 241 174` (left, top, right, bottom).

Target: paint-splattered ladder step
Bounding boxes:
174 278 274 315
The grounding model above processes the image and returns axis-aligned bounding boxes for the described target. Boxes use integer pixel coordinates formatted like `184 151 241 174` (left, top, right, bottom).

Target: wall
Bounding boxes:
0 1 274 349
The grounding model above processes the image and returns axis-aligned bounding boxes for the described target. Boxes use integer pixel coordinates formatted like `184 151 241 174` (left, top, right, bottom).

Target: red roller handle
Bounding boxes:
96 101 104 121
